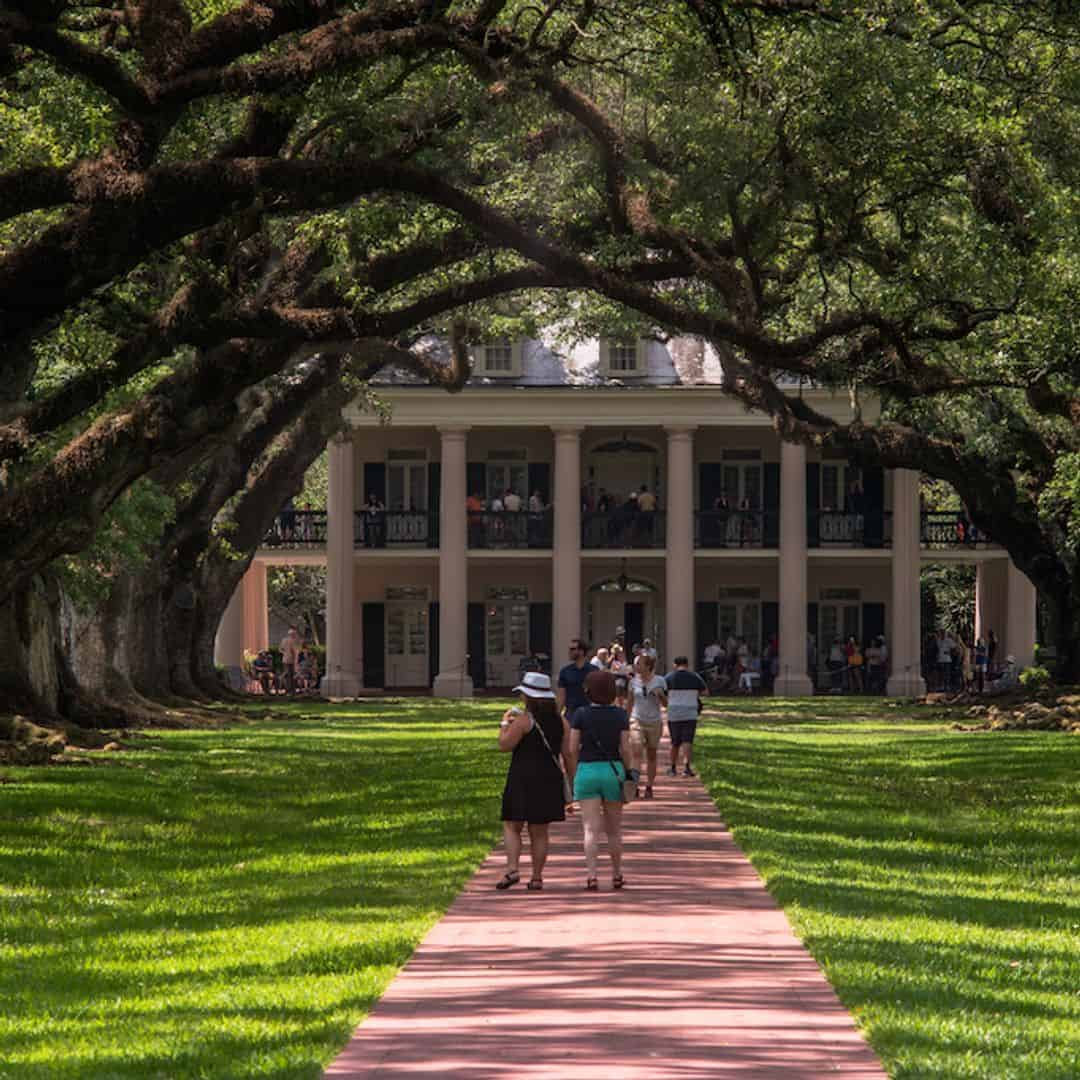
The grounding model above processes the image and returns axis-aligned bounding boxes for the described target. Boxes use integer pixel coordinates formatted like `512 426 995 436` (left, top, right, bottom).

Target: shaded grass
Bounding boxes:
695 698 1080 1080
0 700 506 1079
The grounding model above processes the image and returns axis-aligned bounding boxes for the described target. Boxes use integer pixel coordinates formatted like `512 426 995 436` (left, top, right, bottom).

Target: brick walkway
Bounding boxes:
326 754 887 1079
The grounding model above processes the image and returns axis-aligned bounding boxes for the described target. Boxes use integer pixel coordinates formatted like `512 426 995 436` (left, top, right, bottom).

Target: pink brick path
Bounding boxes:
326 761 887 1079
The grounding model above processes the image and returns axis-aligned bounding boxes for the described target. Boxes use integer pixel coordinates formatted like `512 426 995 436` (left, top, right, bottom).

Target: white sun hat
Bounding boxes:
511 671 556 699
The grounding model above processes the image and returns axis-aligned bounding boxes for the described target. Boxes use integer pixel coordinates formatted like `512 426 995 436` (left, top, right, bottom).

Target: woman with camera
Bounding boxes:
496 671 571 892
568 668 636 892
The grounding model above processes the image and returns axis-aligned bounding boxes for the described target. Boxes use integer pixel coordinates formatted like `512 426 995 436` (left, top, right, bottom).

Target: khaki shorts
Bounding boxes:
631 718 662 751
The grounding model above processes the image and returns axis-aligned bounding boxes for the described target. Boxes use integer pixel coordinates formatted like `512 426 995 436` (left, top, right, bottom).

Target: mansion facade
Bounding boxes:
213 336 1036 697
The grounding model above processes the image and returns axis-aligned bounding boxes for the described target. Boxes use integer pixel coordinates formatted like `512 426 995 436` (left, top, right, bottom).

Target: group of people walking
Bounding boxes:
495 638 707 893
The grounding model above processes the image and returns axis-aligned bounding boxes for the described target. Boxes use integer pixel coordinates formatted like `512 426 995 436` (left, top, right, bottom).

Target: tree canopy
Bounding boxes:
3 0 1080 701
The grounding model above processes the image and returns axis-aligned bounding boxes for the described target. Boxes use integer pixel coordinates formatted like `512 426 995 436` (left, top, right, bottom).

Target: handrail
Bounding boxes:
581 509 666 549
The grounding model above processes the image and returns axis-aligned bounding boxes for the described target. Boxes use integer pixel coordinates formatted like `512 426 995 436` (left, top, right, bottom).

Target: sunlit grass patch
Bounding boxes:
696 706 1080 1080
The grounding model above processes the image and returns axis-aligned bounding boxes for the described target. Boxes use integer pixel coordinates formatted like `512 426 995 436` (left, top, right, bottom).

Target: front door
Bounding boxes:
386 458 429 544
485 588 529 686
817 589 861 679
385 594 428 686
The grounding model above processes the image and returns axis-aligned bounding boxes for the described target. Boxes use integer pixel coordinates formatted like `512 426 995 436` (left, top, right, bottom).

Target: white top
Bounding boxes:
503 491 522 511
630 675 667 724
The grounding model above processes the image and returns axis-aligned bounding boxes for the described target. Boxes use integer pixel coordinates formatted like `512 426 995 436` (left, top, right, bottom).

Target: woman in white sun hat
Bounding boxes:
495 671 572 891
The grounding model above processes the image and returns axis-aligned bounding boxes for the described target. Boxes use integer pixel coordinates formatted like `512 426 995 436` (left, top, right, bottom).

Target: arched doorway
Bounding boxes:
587 572 660 653
586 436 660 505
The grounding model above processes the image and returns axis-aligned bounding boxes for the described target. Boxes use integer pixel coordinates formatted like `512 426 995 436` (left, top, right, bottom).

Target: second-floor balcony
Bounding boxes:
582 510 666 549
263 507 998 553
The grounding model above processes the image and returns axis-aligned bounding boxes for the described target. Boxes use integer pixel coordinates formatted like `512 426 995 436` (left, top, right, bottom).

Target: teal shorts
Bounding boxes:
574 759 626 802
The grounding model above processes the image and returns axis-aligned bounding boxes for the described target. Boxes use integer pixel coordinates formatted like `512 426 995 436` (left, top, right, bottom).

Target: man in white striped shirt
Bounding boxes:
664 656 708 777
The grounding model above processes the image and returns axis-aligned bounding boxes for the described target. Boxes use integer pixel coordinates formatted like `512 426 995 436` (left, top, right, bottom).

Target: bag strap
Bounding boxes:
531 713 565 775
584 714 624 783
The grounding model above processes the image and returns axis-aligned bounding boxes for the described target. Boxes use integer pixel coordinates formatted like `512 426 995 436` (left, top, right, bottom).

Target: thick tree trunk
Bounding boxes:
1041 587 1080 684
0 576 64 716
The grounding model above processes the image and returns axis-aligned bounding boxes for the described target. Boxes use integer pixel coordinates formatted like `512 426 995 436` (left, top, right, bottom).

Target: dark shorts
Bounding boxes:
669 718 697 746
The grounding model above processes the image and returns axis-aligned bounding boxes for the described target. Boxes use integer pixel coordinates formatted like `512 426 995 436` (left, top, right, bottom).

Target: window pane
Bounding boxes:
822 465 839 510
407 607 427 656
409 464 426 511
485 339 513 372
487 606 506 656
610 342 637 371
843 606 861 641
387 464 405 510
509 604 528 654
743 466 761 508
742 604 760 651
718 605 737 639
387 608 404 654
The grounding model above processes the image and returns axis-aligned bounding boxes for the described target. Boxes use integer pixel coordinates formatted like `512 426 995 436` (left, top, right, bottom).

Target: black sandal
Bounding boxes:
495 871 520 890
585 877 598 891
526 878 544 891
612 874 625 890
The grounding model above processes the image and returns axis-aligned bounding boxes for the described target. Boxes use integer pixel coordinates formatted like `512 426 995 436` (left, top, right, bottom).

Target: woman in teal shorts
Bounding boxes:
568 669 636 891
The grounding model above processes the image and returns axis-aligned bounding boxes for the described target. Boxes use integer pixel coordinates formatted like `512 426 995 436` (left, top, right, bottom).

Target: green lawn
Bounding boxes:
0 700 507 1079
695 698 1080 1080
2 699 1078 1079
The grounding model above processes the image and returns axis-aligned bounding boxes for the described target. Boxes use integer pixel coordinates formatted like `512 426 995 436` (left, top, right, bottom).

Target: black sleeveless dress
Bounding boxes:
500 713 566 824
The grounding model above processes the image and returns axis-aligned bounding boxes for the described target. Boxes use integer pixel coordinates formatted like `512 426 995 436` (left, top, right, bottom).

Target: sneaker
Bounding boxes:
668 765 677 776
644 785 654 799
683 766 695 778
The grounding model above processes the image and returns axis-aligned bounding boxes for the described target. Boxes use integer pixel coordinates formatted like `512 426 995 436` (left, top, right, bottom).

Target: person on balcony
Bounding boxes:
279 496 296 543
363 492 385 548
466 490 485 547
503 488 522 512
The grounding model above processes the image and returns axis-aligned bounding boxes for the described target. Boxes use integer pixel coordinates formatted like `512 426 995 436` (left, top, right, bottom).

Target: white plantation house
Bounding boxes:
214 335 1036 697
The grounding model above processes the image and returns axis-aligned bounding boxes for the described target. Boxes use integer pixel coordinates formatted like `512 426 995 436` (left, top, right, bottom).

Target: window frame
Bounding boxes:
471 338 523 378
600 337 648 378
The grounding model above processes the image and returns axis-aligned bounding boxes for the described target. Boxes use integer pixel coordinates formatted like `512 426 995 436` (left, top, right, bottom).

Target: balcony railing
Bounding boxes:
469 510 553 549
695 510 774 549
263 510 327 547
920 512 991 549
582 510 666 549
810 510 892 548
355 510 439 548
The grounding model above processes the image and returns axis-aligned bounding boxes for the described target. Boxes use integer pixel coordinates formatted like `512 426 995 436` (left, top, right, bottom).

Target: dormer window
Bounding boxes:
602 338 645 376
473 338 522 377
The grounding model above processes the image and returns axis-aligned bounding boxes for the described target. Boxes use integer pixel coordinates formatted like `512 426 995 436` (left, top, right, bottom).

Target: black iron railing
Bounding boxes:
264 510 327 547
695 510 774 548
355 510 439 548
809 510 893 548
920 512 990 548
469 510 553 549
582 510 666 549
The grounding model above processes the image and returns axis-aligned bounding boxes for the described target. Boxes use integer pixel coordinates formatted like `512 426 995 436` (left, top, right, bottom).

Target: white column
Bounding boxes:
433 426 473 697
322 435 361 697
241 561 268 655
975 560 1006 646
552 426 583 655
1006 560 1037 669
887 468 926 696
775 440 815 696
214 582 245 680
665 426 696 666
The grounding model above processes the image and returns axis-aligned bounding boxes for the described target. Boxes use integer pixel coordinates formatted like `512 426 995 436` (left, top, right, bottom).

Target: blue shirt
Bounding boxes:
558 662 593 713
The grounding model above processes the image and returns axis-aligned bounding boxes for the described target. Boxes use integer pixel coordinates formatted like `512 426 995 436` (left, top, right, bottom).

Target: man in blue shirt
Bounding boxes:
557 638 595 718
664 656 708 777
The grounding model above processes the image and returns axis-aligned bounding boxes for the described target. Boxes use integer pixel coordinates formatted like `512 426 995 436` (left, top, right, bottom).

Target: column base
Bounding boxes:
320 671 362 699
773 674 815 697
886 673 927 698
432 672 475 698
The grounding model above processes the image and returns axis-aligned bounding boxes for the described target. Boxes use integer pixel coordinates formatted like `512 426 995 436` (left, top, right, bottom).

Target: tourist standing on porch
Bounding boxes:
280 626 302 695
495 672 569 892
629 654 666 798
569 669 634 891
665 656 706 777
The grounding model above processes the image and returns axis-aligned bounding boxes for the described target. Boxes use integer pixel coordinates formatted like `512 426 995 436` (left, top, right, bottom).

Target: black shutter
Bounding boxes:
806 463 820 548
807 601 819 688
763 462 780 547
699 462 723 509
363 462 386 505
529 603 552 667
468 602 486 688
862 602 886 646
527 463 551 505
762 601 779 652
863 466 885 548
361 603 385 688
427 462 441 548
695 601 718 667
466 462 486 501
428 602 440 687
